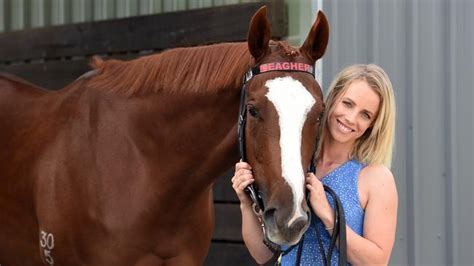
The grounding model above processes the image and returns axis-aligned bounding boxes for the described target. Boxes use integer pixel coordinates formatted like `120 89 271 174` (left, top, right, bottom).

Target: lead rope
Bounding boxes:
313 185 347 266
307 149 346 265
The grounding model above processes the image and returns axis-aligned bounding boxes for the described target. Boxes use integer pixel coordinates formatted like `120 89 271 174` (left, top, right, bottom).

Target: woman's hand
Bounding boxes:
231 161 255 206
233 161 274 264
306 173 335 230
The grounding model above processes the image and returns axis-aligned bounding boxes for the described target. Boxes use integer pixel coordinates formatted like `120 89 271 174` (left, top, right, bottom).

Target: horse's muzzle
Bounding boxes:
262 207 310 245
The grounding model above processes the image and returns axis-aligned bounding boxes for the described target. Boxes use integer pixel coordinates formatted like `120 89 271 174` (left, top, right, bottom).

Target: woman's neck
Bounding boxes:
318 134 354 166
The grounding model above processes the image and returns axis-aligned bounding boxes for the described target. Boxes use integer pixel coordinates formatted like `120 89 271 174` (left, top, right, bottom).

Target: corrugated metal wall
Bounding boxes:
323 0 474 265
0 0 258 32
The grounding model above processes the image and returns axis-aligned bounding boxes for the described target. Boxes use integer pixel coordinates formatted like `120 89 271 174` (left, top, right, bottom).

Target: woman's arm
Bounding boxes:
348 164 398 265
232 162 274 264
240 203 274 264
306 164 398 265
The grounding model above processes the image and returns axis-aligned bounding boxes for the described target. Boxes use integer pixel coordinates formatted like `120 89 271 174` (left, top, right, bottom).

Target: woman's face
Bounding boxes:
327 79 380 145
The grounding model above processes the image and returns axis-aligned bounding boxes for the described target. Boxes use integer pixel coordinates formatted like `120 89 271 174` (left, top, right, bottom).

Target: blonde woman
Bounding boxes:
232 64 398 265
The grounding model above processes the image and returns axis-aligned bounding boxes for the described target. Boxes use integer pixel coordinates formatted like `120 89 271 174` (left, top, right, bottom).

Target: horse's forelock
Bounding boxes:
90 55 105 70
275 41 301 57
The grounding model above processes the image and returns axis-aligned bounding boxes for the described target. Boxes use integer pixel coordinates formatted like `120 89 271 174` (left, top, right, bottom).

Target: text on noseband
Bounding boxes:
244 62 315 84
260 62 313 73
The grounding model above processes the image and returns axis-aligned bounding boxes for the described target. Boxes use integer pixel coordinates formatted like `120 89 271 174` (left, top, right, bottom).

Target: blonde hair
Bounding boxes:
317 64 396 168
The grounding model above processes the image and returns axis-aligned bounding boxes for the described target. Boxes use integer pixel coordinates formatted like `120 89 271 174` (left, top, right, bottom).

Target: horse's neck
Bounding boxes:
116 89 241 198
125 44 249 192
81 42 250 205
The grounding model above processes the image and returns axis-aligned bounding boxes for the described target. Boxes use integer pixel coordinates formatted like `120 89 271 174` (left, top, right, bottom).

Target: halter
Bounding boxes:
237 62 347 266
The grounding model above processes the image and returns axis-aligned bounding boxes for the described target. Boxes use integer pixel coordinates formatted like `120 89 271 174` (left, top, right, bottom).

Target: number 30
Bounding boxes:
40 230 54 250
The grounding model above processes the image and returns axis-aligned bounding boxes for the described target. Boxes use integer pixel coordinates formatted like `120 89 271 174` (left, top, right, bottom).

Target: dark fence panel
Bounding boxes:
0 2 287 63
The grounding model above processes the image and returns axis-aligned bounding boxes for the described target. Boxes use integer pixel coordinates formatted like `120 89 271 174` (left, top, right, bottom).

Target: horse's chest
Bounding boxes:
34 224 210 265
35 202 213 265
33 156 214 265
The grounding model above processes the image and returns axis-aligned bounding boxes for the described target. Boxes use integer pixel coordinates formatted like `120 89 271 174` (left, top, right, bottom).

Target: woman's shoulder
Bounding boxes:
360 163 393 180
358 163 397 201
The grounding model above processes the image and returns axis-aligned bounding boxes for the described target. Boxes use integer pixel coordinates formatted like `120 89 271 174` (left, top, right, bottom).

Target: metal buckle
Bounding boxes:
244 69 253 83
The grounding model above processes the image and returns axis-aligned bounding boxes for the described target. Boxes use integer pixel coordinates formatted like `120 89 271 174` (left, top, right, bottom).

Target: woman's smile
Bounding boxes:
336 119 354 133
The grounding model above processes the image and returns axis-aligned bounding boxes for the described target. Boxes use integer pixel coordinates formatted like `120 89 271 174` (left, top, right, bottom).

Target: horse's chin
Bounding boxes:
265 222 309 246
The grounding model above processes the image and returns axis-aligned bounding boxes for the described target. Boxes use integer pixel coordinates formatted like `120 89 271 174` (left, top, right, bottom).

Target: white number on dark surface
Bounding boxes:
40 230 55 265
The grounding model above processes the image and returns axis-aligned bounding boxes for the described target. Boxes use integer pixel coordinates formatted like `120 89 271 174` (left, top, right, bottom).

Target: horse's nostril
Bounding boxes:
262 208 277 227
288 215 309 233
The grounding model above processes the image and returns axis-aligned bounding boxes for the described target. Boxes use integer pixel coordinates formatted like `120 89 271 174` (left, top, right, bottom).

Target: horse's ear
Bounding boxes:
248 6 271 61
300 10 329 63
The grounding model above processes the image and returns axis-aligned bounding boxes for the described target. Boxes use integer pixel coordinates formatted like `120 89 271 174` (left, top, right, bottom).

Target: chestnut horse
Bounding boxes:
0 7 328 265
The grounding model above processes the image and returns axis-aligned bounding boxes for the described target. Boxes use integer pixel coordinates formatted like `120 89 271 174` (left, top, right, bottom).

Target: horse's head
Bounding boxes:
243 7 329 246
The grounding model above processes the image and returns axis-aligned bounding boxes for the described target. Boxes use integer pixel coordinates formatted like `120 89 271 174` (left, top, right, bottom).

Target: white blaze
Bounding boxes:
265 76 316 226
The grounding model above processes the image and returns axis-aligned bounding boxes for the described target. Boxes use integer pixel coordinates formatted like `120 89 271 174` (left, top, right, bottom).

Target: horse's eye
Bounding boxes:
248 105 259 118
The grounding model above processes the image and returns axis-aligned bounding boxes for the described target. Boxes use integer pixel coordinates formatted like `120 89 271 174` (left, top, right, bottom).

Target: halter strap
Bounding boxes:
244 62 315 84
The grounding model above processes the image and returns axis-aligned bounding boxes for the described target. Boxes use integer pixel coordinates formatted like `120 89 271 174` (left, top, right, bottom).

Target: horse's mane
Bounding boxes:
88 42 251 96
